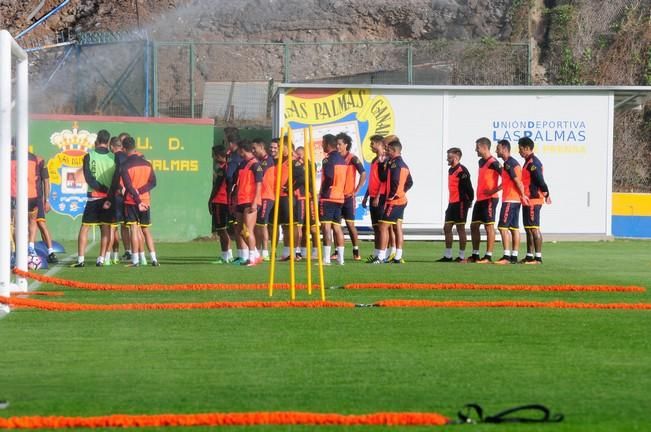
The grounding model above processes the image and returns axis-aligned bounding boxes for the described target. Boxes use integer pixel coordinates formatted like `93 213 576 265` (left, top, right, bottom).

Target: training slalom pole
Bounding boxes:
307 126 326 301
303 128 312 296
287 128 296 300
268 129 286 297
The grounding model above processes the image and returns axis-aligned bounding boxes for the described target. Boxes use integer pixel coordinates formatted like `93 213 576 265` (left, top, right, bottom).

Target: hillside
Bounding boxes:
2 0 650 190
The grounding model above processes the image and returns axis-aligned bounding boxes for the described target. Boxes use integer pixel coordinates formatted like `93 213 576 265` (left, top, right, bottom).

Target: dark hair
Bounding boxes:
270 137 279 144
447 147 462 158
322 134 337 149
475 137 491 149
387 140 402 152
518 137 535 150
96 129 111 145
224 127 240 145
122 136 136 151
497 139 511 151
109 136 121 147
118 132 130 142
370 134 384 143
238 139 253 153
212 144 227 158
336 132 353 151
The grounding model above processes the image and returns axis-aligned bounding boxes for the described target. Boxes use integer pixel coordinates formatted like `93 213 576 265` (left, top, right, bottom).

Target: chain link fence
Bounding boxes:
29 39 147 117
151 39 530 123
29 36 530 122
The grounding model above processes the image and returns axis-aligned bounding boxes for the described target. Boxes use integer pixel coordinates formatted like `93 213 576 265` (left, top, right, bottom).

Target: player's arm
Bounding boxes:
387 164 400 200
404 170 413 193
483 161 503 196
377 158 388 182
82 154 107 192
362 188 369 208
512 170 530 206
459 169 474 203
353 156 366 194
531 164 551 203
252 163 263 211
319 157 334 198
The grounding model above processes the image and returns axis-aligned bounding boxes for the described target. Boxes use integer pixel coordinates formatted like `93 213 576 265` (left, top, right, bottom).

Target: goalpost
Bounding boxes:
1 29 29 310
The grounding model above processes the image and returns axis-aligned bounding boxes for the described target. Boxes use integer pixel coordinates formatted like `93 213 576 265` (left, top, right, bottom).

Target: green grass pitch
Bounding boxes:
1 239 650 431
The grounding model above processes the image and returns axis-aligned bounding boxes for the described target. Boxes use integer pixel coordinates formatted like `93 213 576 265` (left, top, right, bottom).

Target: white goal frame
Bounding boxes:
1 29 29 304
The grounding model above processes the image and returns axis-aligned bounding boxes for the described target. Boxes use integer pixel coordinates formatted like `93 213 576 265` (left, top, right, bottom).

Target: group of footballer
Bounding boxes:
69 131 158 268
208 130 414 266
11 131 158 268
440 136 551 265
13 129 549 269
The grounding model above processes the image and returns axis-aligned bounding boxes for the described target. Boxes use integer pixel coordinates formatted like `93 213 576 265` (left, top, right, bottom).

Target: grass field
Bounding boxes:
1 239 650 431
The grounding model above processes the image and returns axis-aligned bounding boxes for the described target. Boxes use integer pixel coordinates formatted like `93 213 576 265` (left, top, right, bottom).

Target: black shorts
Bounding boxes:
471 198 499 225
319 200 342 224
10 198 38 213
294 198 306 225
522 204 542 229
342 195 355 221
82 198 115 225
444 201 470 224
211 203 230 231
278 195 297 225
125 203 151 227
236 203 255 214
369 196 386 226
381 202 406 224
113 195 125 224
256 199 274 226
498 202 521 230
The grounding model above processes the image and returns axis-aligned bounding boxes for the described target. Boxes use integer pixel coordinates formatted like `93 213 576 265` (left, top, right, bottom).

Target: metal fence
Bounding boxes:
154 40 529 123
29 36 531 124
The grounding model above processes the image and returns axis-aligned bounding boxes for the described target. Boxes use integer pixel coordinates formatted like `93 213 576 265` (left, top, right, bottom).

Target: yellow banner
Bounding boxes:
284 88 395 162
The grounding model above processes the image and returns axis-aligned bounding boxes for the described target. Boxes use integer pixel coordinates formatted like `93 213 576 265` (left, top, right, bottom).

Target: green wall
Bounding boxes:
29 115 217 242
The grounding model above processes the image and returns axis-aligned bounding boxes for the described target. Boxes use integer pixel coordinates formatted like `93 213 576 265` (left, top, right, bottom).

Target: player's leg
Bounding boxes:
27 207 38 254
243 206 259 265
74 224 90 267
375 221 391 263
511 228 521 263
139 207 157 266
469 200 484 262
141 226 157 263
321 222 333 264
234 208 249 264
332 221 345 265
392 218 405 263
496 228 511 264
97 223 111 266
455 223 467 262
478 223 495 263
437 222 454 262
478 198 498 263
439 203 456 262
120 223 131 260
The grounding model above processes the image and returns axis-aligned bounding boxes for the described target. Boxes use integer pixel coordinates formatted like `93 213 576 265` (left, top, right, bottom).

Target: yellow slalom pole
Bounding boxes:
268 129 285 298
303 128 312 296
287 128 296 300
308 125 326 301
